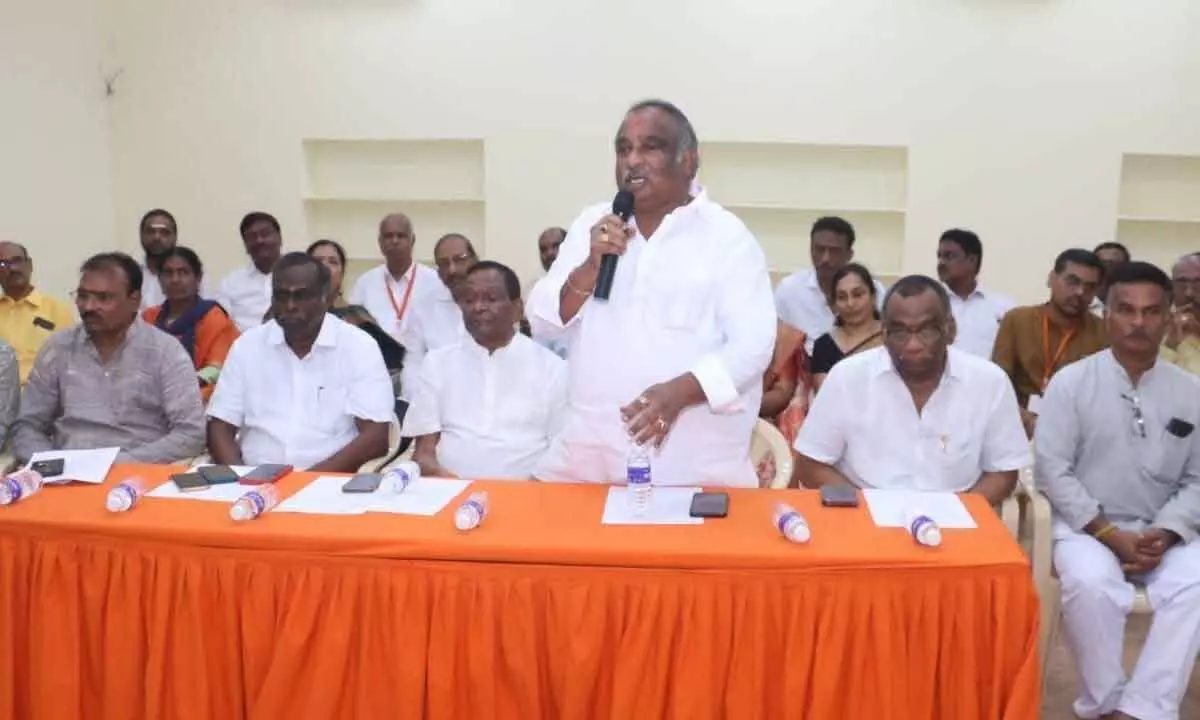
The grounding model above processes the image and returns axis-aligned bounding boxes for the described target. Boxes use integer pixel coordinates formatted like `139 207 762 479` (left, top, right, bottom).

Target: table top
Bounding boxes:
0 464 1029 573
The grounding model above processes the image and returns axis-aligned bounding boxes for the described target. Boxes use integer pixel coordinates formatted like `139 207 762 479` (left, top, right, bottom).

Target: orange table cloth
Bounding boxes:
0 464 1040 719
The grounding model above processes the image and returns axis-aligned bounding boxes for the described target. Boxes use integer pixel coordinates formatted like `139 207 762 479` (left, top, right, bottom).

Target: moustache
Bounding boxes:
1126 327 1151 340
81 312 99 321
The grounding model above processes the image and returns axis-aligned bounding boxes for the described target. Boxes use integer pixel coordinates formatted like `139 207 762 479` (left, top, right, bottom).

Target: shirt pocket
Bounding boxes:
120 369 163 424
930 433 982 491
314 382 351 433
1147 428 1190 484
650 275 716 334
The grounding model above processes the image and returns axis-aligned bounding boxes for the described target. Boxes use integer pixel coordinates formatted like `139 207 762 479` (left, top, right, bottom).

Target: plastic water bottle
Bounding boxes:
0 469 44 506
230 484 280 522
773 502 811 543
454 491 489 531
385 461 420 494
906 509 942 547
627 444 652 516
106 476 146 513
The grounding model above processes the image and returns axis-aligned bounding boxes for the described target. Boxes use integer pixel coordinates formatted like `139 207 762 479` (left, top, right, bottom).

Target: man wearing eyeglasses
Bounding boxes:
1035 261 1200 720
207 253 393 472
1162 252 1200 376
0 241 75 383
992 248 1109 438
12 253 205 465
794 275 1030 506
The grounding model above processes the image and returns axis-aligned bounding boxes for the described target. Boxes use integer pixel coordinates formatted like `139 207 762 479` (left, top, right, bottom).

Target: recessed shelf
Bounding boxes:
303 139 484 201
1115 217 1200 270
1117 215 1200 225
1118 153 1200 220
734 205 905 282
303 198 484 260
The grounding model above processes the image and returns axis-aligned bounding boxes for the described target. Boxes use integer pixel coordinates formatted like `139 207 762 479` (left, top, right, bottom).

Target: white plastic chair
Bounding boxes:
750 419 793 489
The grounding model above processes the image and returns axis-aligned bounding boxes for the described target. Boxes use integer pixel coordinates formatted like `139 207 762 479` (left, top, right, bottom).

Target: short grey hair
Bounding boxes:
618 98 700 177
881 274 952 318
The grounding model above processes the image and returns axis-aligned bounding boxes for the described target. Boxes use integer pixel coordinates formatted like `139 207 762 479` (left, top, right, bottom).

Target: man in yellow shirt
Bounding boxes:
0 241 75 382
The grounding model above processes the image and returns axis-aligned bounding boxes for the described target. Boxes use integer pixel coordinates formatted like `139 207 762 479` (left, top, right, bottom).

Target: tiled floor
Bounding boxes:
1041 614 1200 718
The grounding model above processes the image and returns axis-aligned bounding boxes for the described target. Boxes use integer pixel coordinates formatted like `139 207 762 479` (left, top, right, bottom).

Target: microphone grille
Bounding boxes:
612 190 635 220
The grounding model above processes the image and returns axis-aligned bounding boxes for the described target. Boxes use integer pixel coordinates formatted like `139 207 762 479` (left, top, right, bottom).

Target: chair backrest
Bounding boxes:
750 418 793 489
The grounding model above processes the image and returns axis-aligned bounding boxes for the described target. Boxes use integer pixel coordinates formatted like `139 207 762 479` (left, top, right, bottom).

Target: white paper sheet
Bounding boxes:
366 477 472 516
601 486 703 525
26 447 120 485
146 478 254 503
273 476 374 515
862 489 978 529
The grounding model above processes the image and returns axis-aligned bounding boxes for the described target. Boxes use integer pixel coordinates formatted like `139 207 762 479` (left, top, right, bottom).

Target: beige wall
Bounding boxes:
0 0 114 299
7 1 1200 301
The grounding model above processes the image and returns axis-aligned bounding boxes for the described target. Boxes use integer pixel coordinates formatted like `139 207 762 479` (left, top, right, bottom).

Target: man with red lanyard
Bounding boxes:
992 248 1109 437
347 213 448 396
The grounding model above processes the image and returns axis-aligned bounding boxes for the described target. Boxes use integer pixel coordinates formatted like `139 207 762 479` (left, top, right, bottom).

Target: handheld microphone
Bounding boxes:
593 190 635 300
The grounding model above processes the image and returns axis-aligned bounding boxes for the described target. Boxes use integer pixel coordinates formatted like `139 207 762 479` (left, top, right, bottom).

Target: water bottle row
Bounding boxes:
0 465 492 531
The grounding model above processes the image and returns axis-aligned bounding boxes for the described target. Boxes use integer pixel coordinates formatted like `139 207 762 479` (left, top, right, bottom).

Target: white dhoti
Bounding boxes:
1054 519 1200 720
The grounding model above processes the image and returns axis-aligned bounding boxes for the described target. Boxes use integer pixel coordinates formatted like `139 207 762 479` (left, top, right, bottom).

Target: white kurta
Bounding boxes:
526 189 776 487
403 333 567 479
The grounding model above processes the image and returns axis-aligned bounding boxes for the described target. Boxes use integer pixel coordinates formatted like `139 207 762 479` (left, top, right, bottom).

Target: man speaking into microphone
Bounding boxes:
527 99 776 486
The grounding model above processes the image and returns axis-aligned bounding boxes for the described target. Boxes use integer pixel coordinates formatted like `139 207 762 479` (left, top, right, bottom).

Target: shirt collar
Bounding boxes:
466 331 519 359
1101 348 1160 389
873 345 963 383
266 314 338 348
944 282 985 301
0 288 44 308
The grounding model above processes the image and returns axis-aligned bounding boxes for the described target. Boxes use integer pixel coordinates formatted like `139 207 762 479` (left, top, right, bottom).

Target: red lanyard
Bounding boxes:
385 266 417 326
1040 310 1077 391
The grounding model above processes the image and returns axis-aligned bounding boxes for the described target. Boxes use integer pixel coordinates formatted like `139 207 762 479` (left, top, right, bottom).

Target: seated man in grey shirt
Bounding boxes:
1036 261 1200 720
0 340 18 449
12 253 206 465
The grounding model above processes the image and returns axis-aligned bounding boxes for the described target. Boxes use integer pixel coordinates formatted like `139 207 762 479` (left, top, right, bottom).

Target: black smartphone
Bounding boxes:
342 473 383 494
241 464 293 485
172 472 210 493
31 458 65 477
1167 418 1195 438
198 465 240 485
689 492 730 518
820 485 860 508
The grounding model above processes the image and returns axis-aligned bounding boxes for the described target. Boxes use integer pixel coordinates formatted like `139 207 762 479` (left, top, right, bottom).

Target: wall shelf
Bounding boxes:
301 138 487 266
1115 153 1200 270
700 141 908 279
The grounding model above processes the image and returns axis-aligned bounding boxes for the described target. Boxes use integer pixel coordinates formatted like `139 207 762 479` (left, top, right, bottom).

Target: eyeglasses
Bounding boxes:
884 324 945 346
1121 392 1146 439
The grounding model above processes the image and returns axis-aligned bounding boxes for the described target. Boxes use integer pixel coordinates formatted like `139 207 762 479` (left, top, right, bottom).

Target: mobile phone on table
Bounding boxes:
241 464 293 485
689 491 730 518
31 458 65 477
171 472 210 493
820 485 859 508
341 473 382 494
197 464 240 485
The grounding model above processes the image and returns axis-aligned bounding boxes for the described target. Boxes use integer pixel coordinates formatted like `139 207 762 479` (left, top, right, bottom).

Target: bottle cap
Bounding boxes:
105 493 126 512
230 502 253 521
454 509 474 531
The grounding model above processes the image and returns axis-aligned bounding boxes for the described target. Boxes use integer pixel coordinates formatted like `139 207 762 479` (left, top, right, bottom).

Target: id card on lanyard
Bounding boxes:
1039 310 1076 392
386 267 417 333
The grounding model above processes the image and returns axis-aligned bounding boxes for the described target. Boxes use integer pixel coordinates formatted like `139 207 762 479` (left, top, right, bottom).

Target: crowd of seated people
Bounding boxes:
0 203 1197 718
3 94 1198 715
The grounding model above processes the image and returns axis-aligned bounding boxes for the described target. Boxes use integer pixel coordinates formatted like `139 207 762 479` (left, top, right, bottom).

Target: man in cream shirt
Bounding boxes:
795 275 1030 504
406 261 566 479
1036 261 1200 720
208 253 393 472
528 99 775 487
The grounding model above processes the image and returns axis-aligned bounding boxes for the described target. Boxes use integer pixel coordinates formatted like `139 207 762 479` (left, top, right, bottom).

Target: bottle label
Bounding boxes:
3 477 20 502
909 515 933 537
118 485 136 504
627 466 651 486
465 499 484 517
776 512 798 534
249 492 267 514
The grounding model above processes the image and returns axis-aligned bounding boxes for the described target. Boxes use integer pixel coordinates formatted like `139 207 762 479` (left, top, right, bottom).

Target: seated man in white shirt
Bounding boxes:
207 252 394 472
398 233 477 396
1036 261 1200 720
794 275 1030 505
936 228 1015 359
406 261 566 479
216 211 282 331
